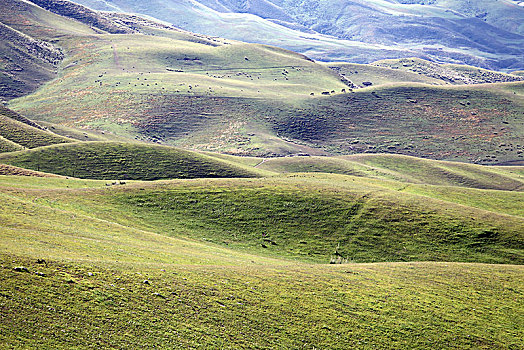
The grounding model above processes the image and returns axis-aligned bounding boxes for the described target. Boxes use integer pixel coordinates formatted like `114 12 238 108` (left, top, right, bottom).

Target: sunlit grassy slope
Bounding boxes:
0 174 522 348
258 154 524 190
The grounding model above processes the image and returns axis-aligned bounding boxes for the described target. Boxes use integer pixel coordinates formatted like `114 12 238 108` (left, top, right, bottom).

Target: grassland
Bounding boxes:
0 173 522 348
257 154 524 190
0 163 61 177
0 107 72 151
0 141 264 180
0 2 523 347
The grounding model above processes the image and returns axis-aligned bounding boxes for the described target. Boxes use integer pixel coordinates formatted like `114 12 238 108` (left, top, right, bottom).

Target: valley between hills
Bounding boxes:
0 0 523 348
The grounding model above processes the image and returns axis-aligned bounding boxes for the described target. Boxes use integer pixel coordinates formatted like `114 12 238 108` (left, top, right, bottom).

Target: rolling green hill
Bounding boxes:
257 154 524 191
0 169 521 264
0 172 522 348
0 107 72 151
0 141 264 180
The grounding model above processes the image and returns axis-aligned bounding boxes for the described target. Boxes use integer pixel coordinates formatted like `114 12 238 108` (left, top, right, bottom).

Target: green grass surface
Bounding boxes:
0 113 71 151
1 255 522 349
0 141 262 180
258 154 524 190
0 174 522 348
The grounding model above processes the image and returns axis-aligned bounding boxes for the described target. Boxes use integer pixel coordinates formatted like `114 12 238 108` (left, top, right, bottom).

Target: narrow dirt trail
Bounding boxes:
254 159 267 168
111 41 121 70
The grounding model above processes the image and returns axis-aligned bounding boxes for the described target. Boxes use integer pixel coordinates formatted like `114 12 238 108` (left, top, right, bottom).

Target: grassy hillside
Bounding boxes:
1 173 520 264
0 174 522 348
0 135 23 153
0 109 72 151
343 154 524 190
9 36 524 161
0 0 99 100
0 142 263 180
3 0 523 162
257 154 524 191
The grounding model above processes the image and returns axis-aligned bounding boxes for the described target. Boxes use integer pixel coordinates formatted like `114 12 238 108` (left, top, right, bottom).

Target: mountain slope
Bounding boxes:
3 0 523 163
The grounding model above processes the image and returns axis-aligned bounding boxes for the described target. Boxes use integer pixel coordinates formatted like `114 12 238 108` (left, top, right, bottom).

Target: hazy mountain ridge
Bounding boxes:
67 0 524 70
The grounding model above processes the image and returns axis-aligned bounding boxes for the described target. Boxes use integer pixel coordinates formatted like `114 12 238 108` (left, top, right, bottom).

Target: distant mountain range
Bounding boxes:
66 0 524 70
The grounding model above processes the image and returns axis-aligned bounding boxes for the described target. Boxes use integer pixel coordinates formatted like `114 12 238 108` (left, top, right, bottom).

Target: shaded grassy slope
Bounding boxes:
0 142 263 180
109 177 523 264
269 83 524 163
0 109 72 151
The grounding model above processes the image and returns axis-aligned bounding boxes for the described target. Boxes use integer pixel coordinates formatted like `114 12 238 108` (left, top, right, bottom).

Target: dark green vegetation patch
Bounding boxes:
0 142 259 180
111 180 524 264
